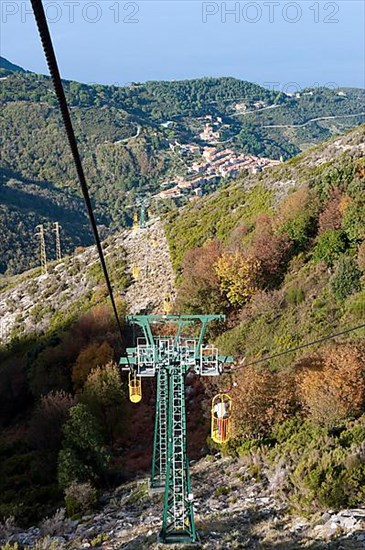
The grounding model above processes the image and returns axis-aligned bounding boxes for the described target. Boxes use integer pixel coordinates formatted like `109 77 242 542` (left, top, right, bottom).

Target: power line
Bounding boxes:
30 0 124 343
232 323 365 371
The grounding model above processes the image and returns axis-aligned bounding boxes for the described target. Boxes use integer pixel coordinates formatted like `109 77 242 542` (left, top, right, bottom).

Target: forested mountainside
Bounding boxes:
0 168 94 275
0 127 364 540
166 125 365 364
1 57 364 274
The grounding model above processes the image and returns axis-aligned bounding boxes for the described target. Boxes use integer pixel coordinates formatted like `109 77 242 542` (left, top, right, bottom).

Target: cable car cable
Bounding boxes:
30 0 124 343
232 322 365 371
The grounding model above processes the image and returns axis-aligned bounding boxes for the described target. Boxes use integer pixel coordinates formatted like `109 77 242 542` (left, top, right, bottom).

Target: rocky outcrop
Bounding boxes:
122 221 175 315
2 456 364 549
0 221 175 345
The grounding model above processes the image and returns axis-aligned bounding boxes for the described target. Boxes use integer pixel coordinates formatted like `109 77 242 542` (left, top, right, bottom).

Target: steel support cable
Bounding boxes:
232 323 365 371
30 0 124 343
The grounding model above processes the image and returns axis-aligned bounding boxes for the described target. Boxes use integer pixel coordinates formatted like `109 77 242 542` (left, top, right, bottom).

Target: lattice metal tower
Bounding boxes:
53 222 62 260
120 314 233 544
35 224 48 274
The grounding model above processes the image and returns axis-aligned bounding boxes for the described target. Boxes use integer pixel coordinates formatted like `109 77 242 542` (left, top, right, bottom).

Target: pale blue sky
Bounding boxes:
1 1 364 89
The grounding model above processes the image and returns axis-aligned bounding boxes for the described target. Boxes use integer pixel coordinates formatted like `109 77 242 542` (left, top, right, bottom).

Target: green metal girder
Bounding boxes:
127 314 225 324
151 368 169 490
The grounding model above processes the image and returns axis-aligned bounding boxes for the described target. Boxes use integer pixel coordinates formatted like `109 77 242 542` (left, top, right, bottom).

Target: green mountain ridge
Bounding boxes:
1 58 364 275
0 56 27 73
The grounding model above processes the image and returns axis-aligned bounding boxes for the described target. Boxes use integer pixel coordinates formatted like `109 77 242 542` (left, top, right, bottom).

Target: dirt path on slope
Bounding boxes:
122 221 176 315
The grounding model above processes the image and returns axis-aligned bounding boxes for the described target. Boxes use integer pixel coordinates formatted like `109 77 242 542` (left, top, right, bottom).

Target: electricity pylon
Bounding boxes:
53 222 62 260
35 224 48 274
120 314 233 544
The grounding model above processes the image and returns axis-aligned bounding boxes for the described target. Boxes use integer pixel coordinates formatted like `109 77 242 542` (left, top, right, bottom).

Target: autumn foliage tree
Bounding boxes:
250 214 291 286
176 239 227 314
29 390 76 453
81 362 126 445
231 365 298 438
72 341 114 391
28 303 125 398
227 223 249 251
73 303 125 353
29 342 77 398
298 344 365 427
318 189 343 234
215 251 260 307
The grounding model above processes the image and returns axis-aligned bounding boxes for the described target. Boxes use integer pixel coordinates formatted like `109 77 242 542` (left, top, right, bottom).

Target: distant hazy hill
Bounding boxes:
0 56 27 73
1 56 364 274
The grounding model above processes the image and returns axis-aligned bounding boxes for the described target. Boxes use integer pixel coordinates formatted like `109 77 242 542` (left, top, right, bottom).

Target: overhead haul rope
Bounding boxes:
232 322 365 371
30 0 124 343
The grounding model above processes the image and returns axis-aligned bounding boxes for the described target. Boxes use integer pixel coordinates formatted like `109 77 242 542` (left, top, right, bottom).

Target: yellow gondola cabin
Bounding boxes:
128 371 142 403
211 393 232 444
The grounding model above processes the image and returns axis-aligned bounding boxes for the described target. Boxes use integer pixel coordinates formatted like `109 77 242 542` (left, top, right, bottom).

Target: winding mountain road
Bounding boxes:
262 112 365 129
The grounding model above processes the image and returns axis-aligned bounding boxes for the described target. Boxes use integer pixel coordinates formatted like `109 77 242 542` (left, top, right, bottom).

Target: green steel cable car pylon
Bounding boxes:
120 314 233 544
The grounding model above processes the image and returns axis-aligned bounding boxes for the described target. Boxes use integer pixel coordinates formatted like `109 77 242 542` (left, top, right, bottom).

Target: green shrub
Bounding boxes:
281 214 312 249
330 257 361 300
57 404 109 489
235 437 273 457
344 464 365 507
32 536 65 550
289 447 349 510
285 285 305 305
81 362 126 445
342 197 365 244
339 418 365 447
270 415 304 444
278 190 317 244
125 481 149 505
91 533 110 547
312 229 346 266
64 481 97 518
266 416 365 512
214 485 230 497
345 289 365 320
289 444 365 511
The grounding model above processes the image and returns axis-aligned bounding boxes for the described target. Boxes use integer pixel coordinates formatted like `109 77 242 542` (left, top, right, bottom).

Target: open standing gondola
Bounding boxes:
211 393 233 444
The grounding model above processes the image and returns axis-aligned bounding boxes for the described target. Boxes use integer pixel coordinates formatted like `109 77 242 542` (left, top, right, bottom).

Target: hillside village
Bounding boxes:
159 143 281 200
